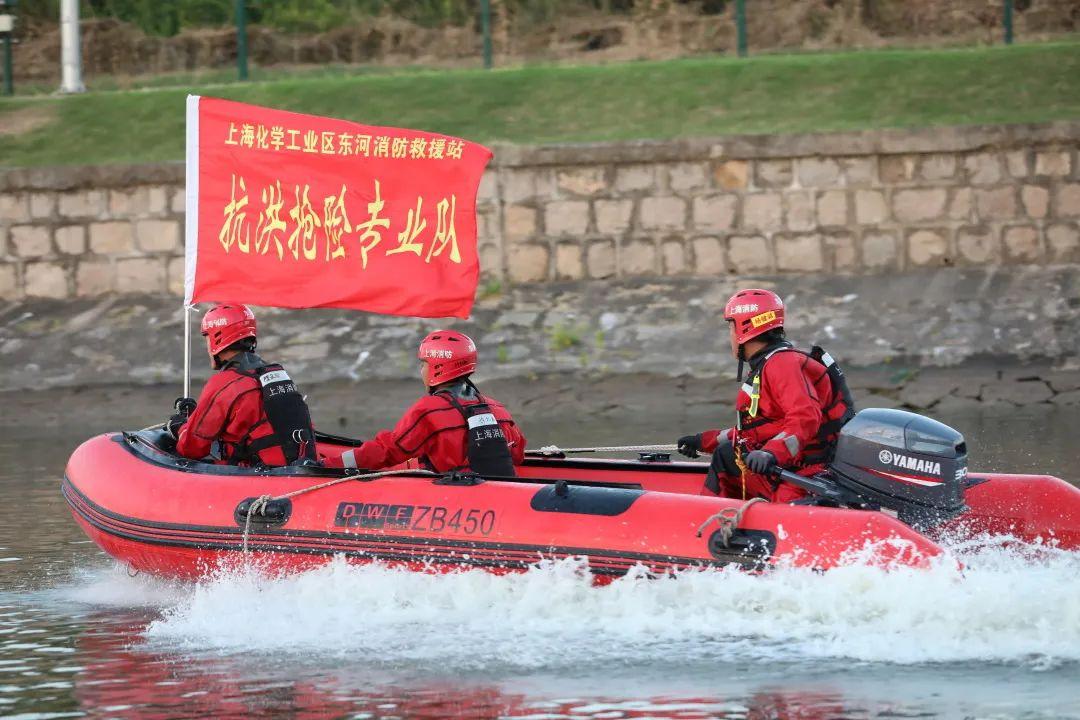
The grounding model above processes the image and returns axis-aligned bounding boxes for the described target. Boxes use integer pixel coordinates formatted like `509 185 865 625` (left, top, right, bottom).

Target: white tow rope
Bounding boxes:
695 497 768 547
241 469 437 554
535 443 679 455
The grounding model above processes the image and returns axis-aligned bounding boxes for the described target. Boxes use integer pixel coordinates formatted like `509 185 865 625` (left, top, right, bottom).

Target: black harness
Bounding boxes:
433 380 516 477
738 341 856 467
228 353 317 466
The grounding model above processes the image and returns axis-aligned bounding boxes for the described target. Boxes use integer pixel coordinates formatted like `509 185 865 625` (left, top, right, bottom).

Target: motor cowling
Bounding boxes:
828 408 968 529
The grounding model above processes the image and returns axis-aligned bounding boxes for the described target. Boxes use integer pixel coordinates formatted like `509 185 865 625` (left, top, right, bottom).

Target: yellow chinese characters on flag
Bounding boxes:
184 96 493 318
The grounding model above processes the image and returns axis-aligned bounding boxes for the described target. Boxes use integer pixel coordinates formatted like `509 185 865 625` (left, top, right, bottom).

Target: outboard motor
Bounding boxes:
828 408 968 530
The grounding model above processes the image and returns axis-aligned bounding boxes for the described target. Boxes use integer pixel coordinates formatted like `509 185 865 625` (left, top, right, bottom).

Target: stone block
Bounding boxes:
907 229 949 266
714 160 749 190
504 204 537 240
595 199 633 235
862 231 898 269
109 187 149 216
1047 223 1080 262
586 240 616 279
742 193 783 231
668 162 709 192
964 152 1003 185
1055 184 1080 217
507 242 550 283
90 222 135 254
947 188 973 220
544 200 590 236
0 265 16 300
136 219 181 252
691 194 736 232
817 190 848 227
727 235 771 273
639 196 686 231
25 262 69 299
785 192 814 231
824 232 857 270
146 186 169 215
77 260 115 296
58 190 106 219
879 155 915 184
956 225 998 264
479 244 502 280
1004 150 1029 178
620 240 657 276
1021 185 1049 219
501 169 537 203
691 236 725 275
11 225 51 258
982 380 1054 405
167 256 185 296
840 157 875 186
556 167 607 197
171 189 187 214
754 159 792 189
554 243 583 280
781 191 812 231
854 190 888 225
117 257 165 293
477 172 498 203
893 188 947 224
477 209 498 242
776 234 824 272
974 187 1017 219
614 164 655 193
795 157 840 187
55 225 86 255
29 193 55 220
919 154 956 181
1035 151 1072 177
661 239 687 274
1003 225 1042 263
0 194 30 224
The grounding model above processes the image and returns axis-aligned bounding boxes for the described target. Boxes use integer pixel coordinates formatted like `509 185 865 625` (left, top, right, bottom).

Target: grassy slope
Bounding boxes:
1 43 1078 167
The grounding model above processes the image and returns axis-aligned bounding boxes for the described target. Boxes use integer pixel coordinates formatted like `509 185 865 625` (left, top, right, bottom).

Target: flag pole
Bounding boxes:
183 305 191 398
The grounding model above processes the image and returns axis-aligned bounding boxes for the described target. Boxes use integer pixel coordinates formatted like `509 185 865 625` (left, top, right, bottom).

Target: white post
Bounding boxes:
183 306 192 398
59 0 85 94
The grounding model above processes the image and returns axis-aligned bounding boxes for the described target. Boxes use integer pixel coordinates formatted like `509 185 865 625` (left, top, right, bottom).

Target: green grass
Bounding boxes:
2 43 1078 168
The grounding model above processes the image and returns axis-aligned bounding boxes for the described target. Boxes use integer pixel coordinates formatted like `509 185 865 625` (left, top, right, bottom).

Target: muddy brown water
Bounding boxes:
0 390 1078 719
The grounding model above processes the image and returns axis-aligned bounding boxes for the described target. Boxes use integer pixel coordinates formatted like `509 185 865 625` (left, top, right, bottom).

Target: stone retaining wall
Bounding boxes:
1 123 1079 300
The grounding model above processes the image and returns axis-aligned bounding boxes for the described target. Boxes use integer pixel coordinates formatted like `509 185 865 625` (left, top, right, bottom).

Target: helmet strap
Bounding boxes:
736 344 745 383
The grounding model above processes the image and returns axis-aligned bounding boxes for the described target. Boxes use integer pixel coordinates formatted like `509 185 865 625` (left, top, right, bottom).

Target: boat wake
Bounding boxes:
58 538 1067 670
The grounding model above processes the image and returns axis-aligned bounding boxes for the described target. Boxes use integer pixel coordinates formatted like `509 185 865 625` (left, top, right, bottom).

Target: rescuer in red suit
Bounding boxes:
675 288 854 502
166 303 318 467
328 330 526 475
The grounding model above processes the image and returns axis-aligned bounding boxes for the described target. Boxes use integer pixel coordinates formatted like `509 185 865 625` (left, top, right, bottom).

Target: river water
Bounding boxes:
1 400 1079 719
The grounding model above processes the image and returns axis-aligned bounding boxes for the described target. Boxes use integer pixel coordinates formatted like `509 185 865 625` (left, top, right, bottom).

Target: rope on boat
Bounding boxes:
695 497 768 547
240 468 438 555
534 443 679 456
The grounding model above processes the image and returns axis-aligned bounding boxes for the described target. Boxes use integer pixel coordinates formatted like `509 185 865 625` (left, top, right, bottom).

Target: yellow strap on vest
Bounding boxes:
748 375 761 418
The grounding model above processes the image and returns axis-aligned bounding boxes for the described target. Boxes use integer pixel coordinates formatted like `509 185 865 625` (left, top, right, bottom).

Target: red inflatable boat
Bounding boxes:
63 409 1080 581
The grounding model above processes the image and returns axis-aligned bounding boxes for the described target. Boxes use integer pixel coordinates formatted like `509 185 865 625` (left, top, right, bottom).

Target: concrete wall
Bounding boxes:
1 122 1079 300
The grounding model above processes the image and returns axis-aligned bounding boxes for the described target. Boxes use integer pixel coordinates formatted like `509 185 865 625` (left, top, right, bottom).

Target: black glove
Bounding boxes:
676 433 703 459
174 397 197 417
744 449 777 475
166 397 197 439
166 413 186 439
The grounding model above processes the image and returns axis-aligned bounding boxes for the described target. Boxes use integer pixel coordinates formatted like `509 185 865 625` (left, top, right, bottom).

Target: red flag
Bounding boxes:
184 96 492 319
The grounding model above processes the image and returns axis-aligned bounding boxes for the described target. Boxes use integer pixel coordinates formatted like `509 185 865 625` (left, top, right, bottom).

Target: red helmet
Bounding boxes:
724 288 785 345
418 330 477 386
201 303 257 355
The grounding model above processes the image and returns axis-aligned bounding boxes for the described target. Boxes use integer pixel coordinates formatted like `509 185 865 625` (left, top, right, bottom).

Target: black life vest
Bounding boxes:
434 381 516 477
229 353 318 466
737 342 856 466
